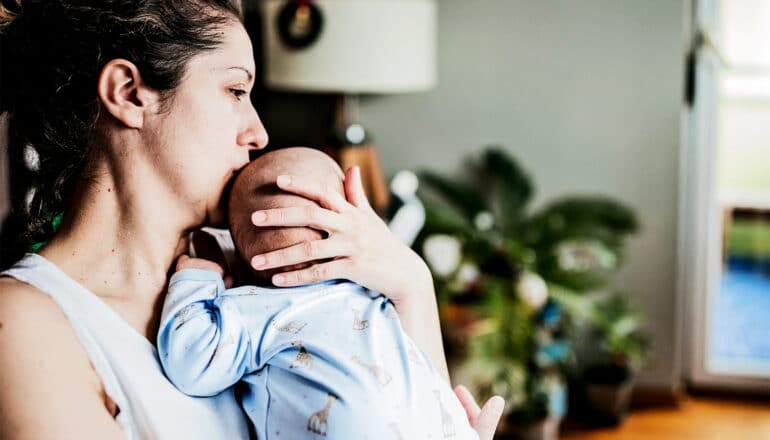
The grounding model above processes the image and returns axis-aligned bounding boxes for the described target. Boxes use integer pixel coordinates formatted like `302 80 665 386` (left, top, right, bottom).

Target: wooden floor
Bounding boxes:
561 396 770 440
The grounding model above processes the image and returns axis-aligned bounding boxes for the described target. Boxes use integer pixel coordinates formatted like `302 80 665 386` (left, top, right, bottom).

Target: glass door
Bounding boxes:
685 0 770 389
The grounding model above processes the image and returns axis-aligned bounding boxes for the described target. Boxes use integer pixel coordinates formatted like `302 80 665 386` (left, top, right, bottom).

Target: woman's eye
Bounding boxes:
229 88 248 101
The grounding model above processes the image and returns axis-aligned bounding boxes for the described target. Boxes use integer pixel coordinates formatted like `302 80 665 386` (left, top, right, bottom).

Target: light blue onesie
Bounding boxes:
158 269 478 439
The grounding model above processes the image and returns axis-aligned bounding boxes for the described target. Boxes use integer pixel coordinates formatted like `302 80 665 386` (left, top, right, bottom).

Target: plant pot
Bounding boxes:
583 364 636 426
502 416 562 440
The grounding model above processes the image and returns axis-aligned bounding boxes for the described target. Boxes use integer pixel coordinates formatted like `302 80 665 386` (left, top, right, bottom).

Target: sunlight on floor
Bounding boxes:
561 397 770 440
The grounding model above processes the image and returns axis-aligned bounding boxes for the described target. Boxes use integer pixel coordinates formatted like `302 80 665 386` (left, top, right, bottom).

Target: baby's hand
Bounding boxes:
454 385 505 440
176 255 225 276
176 255 233 287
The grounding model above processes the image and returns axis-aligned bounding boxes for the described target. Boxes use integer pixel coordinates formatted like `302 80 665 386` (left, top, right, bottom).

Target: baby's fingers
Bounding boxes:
276 174 349 212
454 385 482 426
474 396 505 440
176 255 225 275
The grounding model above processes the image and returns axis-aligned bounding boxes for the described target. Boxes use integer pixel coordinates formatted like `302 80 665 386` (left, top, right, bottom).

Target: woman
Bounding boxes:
0 1 502 438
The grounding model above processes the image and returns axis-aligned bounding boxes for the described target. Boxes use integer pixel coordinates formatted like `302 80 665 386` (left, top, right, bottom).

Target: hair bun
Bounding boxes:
0 0 21 14
0 0 21 30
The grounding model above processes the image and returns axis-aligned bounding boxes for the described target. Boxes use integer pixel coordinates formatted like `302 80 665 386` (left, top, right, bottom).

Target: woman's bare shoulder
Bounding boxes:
0 274 92 383
0 276 67 327
0 275 94 367
0 275 62 320
0 276 124 438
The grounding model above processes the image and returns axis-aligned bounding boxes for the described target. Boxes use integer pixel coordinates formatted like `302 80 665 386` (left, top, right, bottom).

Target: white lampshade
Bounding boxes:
262 0 437 94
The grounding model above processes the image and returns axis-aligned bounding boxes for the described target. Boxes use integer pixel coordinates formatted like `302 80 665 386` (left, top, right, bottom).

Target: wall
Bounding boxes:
359 0 688 390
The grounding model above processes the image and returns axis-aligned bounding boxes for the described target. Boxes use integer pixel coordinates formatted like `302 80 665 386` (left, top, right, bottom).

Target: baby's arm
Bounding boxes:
157 266 254 397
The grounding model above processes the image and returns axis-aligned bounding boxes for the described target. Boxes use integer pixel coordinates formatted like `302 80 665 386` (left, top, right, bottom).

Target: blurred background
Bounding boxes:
1 0 769 438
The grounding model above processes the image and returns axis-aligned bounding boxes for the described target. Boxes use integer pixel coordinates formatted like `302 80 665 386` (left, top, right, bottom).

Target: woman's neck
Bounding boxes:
40 158 195 303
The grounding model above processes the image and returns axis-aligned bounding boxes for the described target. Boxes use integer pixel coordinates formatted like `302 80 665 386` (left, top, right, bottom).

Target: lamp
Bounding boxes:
262 0 437 213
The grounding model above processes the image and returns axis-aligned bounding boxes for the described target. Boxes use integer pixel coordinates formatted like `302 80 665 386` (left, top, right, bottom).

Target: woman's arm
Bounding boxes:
158 261 253 396
246 166 449 380
383 250 449 380
0 280 124 439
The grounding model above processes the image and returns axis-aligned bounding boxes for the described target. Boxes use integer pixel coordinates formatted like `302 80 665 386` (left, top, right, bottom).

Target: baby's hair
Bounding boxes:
0 0 242 261
227 147 344 286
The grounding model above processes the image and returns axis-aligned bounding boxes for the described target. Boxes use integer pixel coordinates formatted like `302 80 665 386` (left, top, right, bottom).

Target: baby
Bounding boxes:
157 147 478 439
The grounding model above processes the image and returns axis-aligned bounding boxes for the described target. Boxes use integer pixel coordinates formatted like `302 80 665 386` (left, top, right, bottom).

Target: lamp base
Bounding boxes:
325 142 390 215
327 94 390 215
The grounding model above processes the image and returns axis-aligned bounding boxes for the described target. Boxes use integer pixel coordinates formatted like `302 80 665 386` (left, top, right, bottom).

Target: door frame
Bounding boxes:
680 0 770 392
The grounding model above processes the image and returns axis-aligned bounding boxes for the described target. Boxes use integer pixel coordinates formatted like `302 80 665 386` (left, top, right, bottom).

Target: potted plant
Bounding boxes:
581 293 650 426
438 274 570 440
415 147 639 439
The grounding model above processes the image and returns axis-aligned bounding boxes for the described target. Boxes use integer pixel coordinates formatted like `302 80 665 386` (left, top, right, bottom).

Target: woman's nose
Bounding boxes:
238 107 269 151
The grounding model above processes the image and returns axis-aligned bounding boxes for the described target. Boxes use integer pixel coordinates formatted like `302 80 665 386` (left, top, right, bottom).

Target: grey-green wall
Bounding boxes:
355 0 688 390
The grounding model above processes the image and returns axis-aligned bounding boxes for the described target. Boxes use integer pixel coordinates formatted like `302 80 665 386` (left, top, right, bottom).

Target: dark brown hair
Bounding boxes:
0 0 243 263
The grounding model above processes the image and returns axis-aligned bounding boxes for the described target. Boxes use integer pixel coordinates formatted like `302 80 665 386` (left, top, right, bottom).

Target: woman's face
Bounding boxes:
144 19 268 226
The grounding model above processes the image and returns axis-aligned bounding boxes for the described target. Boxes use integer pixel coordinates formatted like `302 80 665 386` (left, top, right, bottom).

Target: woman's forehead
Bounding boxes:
189 22 255 78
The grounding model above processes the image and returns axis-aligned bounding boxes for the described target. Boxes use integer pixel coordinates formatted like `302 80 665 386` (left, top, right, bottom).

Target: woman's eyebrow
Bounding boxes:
225 66 254 82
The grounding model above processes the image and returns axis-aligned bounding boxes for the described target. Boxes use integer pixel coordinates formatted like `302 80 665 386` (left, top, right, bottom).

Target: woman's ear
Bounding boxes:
96 59 160 129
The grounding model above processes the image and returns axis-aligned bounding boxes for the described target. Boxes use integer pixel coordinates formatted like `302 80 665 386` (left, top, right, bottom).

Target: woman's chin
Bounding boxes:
208 172 239 228
205 204 228 228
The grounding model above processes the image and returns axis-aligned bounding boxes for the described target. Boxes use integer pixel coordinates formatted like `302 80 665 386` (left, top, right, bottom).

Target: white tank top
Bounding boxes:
2 253 250 439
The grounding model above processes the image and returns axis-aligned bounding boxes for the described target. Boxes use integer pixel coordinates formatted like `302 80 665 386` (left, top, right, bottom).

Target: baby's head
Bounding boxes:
228 147 345 286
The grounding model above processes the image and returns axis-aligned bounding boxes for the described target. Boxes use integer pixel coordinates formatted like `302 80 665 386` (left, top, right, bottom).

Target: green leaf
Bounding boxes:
419 170 488 220
422 198 475 236
548 283 599 321
610 315 641 338
482 148 534 231
589 293 651 369
529 196 638 243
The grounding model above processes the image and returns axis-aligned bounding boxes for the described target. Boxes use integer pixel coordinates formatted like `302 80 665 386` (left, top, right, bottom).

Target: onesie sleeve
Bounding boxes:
157 269 255 397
